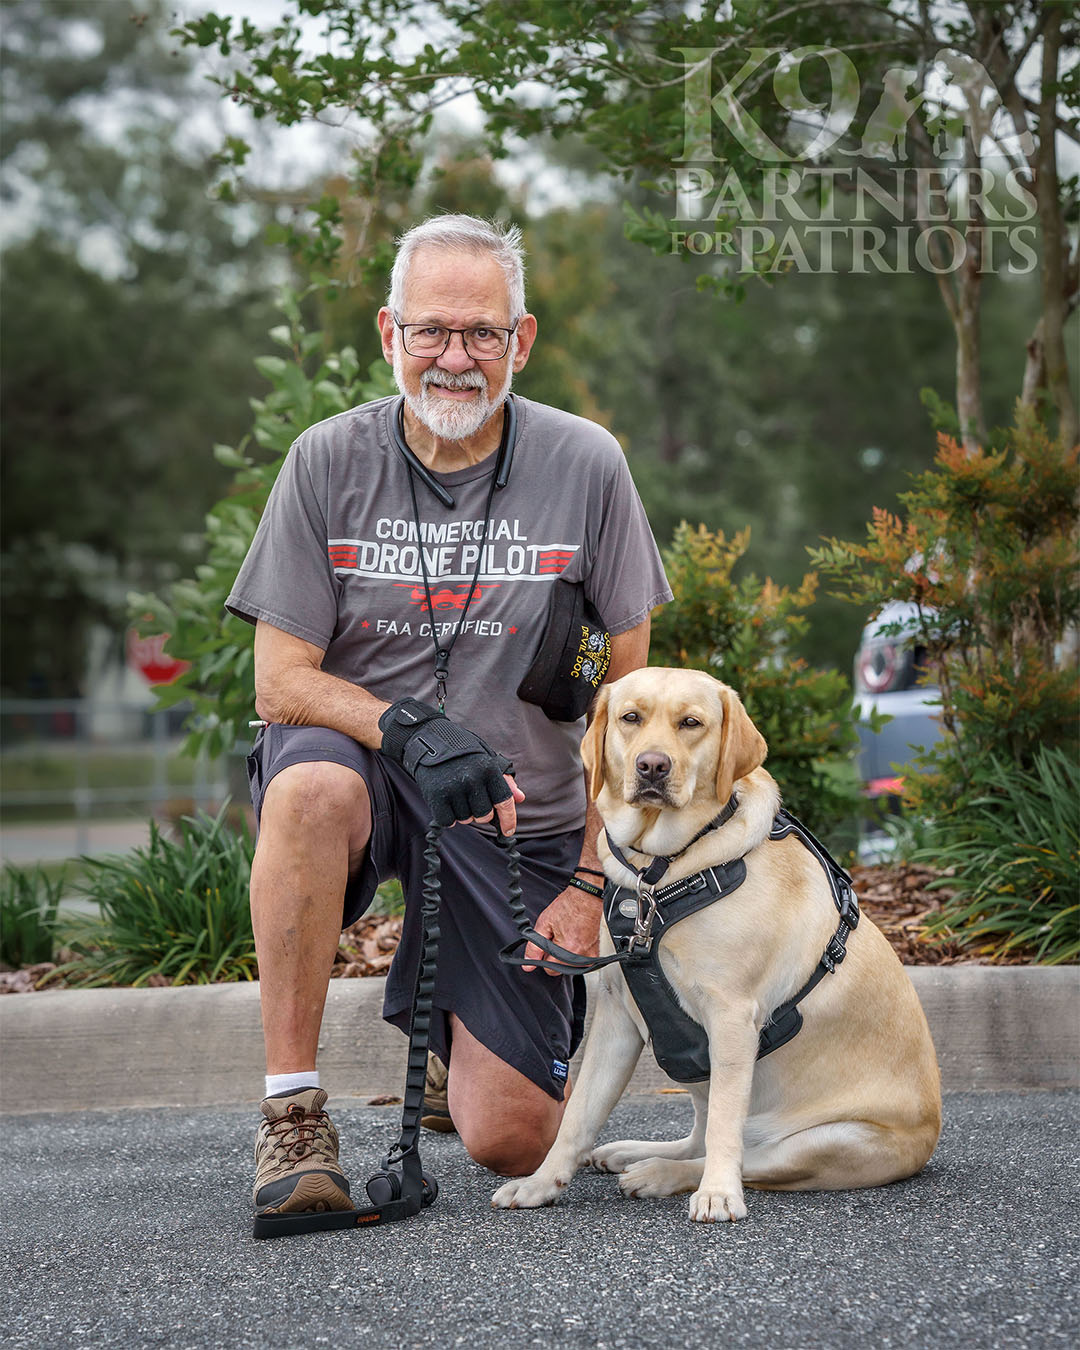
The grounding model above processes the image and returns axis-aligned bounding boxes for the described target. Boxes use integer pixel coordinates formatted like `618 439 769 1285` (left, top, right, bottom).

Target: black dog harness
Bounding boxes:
500 805 860 1079
605 808 860 1077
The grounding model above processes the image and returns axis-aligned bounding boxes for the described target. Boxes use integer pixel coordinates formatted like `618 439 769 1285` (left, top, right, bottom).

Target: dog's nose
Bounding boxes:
635 752 671 782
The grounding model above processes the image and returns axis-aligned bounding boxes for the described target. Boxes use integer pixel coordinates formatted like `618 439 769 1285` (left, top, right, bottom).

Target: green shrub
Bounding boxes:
372 879 405 917
918 746 1080 964
878 807 938 864
57 805 257 987
130 289 396 759
650 523 862 847
0 864 65 967
810 409 1080 820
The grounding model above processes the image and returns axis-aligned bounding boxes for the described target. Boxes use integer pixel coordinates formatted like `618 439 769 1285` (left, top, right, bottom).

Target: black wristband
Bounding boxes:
378 697 443 763
568 875 604 899
574 866 605 878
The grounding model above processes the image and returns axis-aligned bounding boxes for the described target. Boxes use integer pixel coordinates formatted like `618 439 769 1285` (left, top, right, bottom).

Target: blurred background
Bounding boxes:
0 0 1070 872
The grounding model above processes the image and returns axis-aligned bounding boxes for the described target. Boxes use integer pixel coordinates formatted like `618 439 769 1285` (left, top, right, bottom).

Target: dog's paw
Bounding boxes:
618 1157 704 1198
688 1185 747 1224
491 1173 568 1210
592 1140 655 1173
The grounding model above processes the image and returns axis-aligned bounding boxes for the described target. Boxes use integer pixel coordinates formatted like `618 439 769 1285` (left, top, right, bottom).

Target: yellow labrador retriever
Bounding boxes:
492 668 941 1223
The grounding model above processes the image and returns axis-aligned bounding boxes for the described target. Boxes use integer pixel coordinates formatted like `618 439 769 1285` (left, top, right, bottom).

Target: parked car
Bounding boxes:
853 602 943 857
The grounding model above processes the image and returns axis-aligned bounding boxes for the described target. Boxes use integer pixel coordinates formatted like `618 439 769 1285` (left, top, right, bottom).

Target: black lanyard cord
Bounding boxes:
406 458 500 712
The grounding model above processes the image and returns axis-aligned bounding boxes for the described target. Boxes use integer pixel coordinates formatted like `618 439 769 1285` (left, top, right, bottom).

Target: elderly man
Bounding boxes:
228 214 671 1216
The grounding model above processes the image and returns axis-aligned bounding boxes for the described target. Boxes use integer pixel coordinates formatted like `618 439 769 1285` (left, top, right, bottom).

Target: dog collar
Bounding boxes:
604 792 739 888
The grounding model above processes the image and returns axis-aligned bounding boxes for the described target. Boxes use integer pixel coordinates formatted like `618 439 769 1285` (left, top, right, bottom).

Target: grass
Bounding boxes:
0 744 226 821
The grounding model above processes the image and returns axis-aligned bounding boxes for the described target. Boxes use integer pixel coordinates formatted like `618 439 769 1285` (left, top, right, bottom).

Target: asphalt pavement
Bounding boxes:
3 1091 1077 1349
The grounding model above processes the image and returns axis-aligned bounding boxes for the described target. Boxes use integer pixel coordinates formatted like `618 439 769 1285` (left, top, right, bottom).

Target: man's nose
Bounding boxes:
635 752 671 782
436 331 476 372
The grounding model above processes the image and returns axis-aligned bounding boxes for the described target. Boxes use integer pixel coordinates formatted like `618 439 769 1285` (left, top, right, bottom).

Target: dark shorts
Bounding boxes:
246 723 587 1101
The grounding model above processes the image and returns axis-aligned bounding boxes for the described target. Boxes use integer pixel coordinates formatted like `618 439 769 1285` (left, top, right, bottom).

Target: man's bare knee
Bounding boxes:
464 1130 555 1178
460 1111 560 1177
260 760 371 847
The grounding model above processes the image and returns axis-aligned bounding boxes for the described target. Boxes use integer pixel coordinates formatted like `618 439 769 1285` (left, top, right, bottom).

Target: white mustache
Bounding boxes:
421 370 486 391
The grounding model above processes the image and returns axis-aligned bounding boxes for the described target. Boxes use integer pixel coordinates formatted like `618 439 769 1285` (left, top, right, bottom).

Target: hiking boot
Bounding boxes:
253 1087 353 1213
420 1053 456 1133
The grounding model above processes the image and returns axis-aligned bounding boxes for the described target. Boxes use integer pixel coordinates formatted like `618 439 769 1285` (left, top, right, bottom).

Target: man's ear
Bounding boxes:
715 685 767 804
580 685 611 802
511 313 538 372
376 307 396 365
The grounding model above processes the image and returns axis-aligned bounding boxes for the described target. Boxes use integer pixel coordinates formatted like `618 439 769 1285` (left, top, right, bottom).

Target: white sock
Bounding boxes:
265 1070 320 1097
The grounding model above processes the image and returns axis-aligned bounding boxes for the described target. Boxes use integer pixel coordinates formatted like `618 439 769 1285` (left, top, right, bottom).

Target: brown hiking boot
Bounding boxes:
420 1053 456 1133
253 1088 353 1213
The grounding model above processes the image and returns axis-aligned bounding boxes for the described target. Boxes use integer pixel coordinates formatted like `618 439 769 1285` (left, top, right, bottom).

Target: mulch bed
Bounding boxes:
331 914 403 978
0 863 1026 994
848 862 1022 965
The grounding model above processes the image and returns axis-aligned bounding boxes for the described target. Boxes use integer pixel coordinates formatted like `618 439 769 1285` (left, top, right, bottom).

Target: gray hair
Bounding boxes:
388 214 526 320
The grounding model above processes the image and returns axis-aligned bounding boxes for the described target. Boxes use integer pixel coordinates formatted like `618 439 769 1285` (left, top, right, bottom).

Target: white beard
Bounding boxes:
392 334 516 442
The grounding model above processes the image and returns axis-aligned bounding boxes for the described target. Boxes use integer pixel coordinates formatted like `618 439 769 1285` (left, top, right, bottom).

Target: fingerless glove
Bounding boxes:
379 698 514 828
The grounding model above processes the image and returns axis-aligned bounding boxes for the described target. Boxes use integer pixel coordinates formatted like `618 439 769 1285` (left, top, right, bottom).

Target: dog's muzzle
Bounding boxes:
631 752 675 805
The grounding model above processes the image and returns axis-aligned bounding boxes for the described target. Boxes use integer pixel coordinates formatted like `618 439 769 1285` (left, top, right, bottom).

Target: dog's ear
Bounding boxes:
580 685 611 801
715 686 767 804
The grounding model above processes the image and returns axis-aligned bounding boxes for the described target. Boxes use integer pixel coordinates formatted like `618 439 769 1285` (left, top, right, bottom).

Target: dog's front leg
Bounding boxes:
688 1002 758 1223
492 975 645 1210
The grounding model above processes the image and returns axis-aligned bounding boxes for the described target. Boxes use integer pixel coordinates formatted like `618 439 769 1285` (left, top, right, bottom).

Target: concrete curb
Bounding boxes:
1 966 1077 1114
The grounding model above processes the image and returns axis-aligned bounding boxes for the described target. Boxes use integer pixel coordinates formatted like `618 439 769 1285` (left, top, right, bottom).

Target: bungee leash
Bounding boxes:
253 825 450 1239
497 797 741 977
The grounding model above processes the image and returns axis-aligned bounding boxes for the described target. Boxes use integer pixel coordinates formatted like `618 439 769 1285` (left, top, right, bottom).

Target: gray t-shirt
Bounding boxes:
227 395 672 836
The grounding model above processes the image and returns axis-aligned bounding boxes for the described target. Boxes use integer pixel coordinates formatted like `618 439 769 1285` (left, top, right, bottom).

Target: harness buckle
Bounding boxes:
823 934 848 972
838 886 860 929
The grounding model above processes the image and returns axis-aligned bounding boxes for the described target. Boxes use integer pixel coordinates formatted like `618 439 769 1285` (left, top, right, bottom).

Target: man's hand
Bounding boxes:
523 887 603 976
379 697 524 831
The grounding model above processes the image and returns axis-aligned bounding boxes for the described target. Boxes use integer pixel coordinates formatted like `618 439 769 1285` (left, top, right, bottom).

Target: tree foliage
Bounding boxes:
0 0 278 695
651 523 862 844
131 291 395 758
809 405 1080 819
175 0 1079 444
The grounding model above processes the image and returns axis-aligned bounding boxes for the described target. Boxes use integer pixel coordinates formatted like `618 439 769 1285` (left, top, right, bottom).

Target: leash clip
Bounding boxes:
627 881 659 955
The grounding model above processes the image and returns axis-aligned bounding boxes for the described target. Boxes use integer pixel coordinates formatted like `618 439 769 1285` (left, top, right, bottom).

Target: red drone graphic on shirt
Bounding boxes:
392 583 501 612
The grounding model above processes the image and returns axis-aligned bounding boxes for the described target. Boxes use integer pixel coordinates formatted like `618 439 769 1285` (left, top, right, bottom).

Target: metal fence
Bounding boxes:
0 699 232 863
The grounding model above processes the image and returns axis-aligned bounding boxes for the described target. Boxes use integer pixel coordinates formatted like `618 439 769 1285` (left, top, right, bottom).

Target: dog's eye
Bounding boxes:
620 711 640 724
680 717 702 728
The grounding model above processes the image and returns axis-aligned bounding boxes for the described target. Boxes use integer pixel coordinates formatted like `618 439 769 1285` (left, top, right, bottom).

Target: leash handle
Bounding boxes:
254 823 445 1239
498 929 627 975
493 829 630 975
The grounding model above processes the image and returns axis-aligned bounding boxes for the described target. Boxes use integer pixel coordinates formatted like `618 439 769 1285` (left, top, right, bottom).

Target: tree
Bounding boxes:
175 0 1078 447
0 0 280 694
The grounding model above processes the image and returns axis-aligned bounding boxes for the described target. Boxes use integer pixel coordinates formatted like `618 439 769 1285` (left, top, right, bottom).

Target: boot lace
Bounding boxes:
266 1103 331 1163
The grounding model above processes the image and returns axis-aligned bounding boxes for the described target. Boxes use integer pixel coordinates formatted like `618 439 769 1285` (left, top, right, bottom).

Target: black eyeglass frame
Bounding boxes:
393 317 520 361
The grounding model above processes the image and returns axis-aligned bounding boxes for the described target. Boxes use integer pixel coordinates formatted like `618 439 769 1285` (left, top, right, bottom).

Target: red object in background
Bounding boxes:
127 630 190 685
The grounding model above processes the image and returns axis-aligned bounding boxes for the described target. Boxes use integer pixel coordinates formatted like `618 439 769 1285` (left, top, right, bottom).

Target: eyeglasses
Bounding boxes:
395 319 518 361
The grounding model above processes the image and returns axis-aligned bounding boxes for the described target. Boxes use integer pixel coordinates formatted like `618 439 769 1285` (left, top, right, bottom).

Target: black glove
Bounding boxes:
378 698 514 828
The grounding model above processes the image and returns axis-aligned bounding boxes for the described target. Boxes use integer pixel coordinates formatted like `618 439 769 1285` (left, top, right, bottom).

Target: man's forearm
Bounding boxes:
254 631 390 748
576 797 605 874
